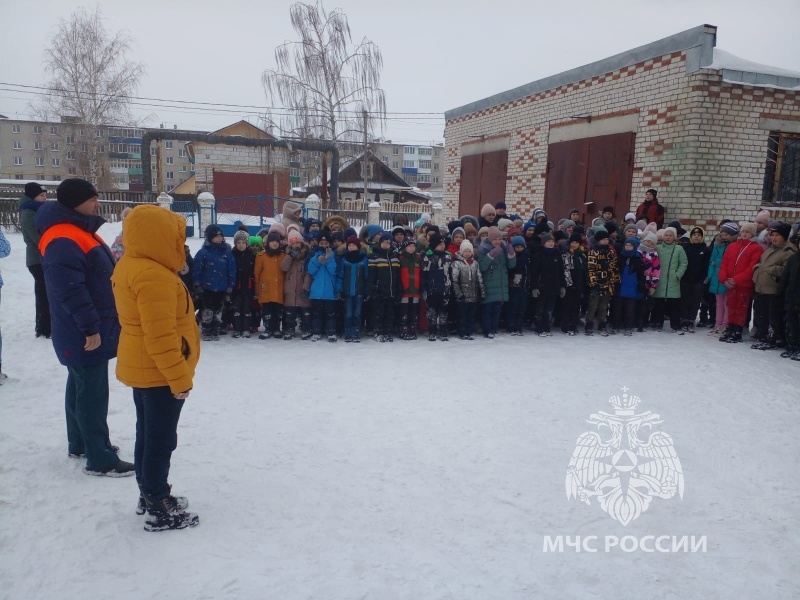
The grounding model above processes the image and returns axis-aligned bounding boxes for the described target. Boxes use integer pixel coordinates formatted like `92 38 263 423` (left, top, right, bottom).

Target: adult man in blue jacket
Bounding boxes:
36 178 133 477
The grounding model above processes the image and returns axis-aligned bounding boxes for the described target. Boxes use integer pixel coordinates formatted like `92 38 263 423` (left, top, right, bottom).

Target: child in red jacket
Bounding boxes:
718 222 764 343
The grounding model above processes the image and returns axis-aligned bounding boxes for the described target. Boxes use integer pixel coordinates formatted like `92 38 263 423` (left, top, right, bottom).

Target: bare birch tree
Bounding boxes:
262 1 387 207
36 7 145 186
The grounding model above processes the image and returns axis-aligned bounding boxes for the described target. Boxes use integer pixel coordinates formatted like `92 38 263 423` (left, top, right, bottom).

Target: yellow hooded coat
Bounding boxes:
111 205 200 394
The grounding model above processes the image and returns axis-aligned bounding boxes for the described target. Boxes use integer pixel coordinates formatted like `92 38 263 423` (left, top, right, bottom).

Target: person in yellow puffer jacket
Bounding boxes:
111 204 200 532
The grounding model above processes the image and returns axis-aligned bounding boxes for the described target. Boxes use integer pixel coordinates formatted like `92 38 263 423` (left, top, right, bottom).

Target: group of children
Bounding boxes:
184 199 800 359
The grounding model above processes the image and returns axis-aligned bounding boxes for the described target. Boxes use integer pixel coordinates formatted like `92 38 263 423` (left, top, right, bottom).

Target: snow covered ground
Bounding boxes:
0 224 798 600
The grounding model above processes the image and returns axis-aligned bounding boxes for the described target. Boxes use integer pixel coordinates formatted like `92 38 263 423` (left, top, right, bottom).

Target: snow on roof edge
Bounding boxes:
707 48 800 79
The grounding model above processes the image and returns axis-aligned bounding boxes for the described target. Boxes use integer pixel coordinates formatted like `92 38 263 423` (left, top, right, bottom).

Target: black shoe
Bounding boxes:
283 332 294 340
258 332 272 340
137 490 189 516
429 333 437 341
69 445 120 459
143 495 199 532
719 326 734 342
780 348 798 359
83 459 135 478
439 335 449 341
232 331 241 339
300 331 312 341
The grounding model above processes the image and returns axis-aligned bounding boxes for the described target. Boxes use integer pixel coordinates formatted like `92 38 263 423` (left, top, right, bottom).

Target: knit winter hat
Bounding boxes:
495 201 507 210
690 226 705 238
487 226 502 242
623 224 639 239
24 182 47 199
287 230 303 244
460 239 474 254
429 232 444 249
379 231 392 244
364 224 383 240
56 178 97 209
463 221 477 236
770 221 791 240
594 230 609 242
401 238 416 250
569 232 583 244
643 232 658 246
331 231 345 243
249 235 264 246
720 222 739 236
451 227 466 240
625 212 636 222
266 232 282 245
562 219 576 229
392 225 406 237
663 227 678 239
346 235 360 248
755 210 771 226
540 232 554 244
511 236 526 247
497 218 514 231
480 203 496 217
740 222 757 236
624 236 641 248
233 230 250 245
635 219 648 232
602 206 615 216
646 188 658 197
478 226 489 237
554 230 567 242
269 222 286 238
204 224 224 240
644 222 658 235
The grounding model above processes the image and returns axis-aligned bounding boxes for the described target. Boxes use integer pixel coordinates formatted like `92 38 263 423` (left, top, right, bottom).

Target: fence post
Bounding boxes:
305 194 321 221
156 191 173 211
368 201 381 225
197 192 216 238
432 203 444 227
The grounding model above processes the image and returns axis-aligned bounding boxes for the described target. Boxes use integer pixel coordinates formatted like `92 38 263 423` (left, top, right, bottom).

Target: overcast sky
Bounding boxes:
1 0 799 144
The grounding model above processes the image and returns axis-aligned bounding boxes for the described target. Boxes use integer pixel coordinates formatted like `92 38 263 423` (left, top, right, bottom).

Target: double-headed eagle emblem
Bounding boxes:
566 387 683 525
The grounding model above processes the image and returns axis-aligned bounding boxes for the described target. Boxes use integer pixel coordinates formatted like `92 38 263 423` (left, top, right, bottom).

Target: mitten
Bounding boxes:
488 246 503 259
513 274 522 286
506 243 516 259
532 288 540 298
559 287 566 298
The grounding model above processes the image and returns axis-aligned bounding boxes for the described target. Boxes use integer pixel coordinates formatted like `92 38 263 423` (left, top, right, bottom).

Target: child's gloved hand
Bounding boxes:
488 246 503 259
532 288 540 298
513 274 522 286
506 242 516 259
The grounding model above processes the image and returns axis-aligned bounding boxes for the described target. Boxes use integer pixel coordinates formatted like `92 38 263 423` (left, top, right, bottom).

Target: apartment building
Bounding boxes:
372 140 445 191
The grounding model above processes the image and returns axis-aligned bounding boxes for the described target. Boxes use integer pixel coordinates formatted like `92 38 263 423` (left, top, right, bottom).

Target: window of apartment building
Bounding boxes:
419 148 432 156
51 175 61 181
50 126 59 135
15 174 23 180
165 141 173 149
403 147 416 154
152 177 157 186
178 148 186 157
180 165 186 172
79 128 85 137
81 143 88 152
68 167 77 175
13 140 21 149
35 157 44 167
403 160 415 168
392 161 399 169
763 133 800 206
166 156 174 164
67 151 74 160
382 155 388 163
51 142 59 151
33 125 42 134
433 176 439 184
419 160 432 169
52 158 60 167
166 171 174 180
12 124 21 133
433 162 439 171
166 184 175 192
34 141 43 151
130 144 141 154
94 128 102 137
434 150 440 158
150 146 157 156
418 174 431 183
66 135 74 144
405 173 417 183
392 147 399 155
14 156 22 165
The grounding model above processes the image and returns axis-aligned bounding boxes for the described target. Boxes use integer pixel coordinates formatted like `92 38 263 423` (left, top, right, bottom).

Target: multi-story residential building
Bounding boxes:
372 140 445 191
0 117 203 192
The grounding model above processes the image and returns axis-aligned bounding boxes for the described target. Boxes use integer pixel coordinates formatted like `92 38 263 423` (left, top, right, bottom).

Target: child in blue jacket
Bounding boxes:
338 235 369 342
193 224 236 340
308 232 339 342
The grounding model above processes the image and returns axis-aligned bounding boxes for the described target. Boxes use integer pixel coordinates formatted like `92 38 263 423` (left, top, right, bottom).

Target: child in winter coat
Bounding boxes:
368 232 401 342
706 222 737 335
397 239 422 340
751 221 796 349
680 227 710 332
585 230 620 336
308 232 339 342
718 222 764 343
652 227 688 334
780 245 800 359
230 230 256 338
638 231 661 330
451 240 485 340
614 237 646 335
421 232 453 341
339 235 369 342
193 224 236 340
530 232 564 336
506 236 530 335
478 226 516 338
281 230 312 340
255 232 286 339
561 232 587 335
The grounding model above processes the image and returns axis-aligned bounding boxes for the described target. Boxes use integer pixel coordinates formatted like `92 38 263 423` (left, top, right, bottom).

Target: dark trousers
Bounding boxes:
284 305 311 335
456 301 477 337
754 293 786 341
261 302 283 334
133 386 185 500
343 296 363 337
311 299 337 335
680 281 705 327
230 290 252 332
481 301 503 334
28 264 51 336
372 296 395 335
426 295 449 336
614 297 641 329
786 308 800 348
398 298 419 335
534 293 557 333
586 294 610 328
652 297 681 330
65 361 117 471
201 291 226 333
506 289 528 333
561 287 582 332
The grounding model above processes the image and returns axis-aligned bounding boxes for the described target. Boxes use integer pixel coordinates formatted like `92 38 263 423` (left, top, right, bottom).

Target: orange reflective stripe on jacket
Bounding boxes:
38 223 102 255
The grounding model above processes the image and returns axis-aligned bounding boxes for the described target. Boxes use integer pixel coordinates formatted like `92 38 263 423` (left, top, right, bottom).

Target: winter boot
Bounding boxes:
83 459 135 478
780 347 798 359
143 495 199 532
584 322 594 336
725 325 743 343
718 325 734 342
136 484 189 516
752 337 777 351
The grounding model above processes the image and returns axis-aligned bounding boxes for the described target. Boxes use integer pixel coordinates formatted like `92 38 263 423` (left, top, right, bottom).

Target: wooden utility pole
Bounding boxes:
362 109 369 202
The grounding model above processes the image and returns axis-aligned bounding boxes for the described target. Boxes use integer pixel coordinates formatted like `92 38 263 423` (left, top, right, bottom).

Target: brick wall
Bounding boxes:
444 52 800 233
194 143 291 197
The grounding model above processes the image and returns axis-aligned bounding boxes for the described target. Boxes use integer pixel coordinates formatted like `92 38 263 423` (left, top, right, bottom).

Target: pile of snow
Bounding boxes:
707 48 800 90
0 226 798 598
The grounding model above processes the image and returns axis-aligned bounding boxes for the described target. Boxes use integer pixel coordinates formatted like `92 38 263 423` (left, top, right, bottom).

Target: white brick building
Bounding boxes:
444 25 800 231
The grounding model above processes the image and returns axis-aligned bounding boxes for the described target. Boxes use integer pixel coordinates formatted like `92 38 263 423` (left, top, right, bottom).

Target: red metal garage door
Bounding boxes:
459 150 508 218
544 132 635 224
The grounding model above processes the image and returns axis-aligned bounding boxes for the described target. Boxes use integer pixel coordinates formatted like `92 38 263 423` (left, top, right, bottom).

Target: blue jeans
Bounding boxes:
343 296 363 338
65 361 117 471
481 301 503 334
133 386 185 499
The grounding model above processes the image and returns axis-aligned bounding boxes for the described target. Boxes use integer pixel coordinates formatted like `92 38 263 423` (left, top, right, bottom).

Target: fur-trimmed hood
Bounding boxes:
322 214 349 233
